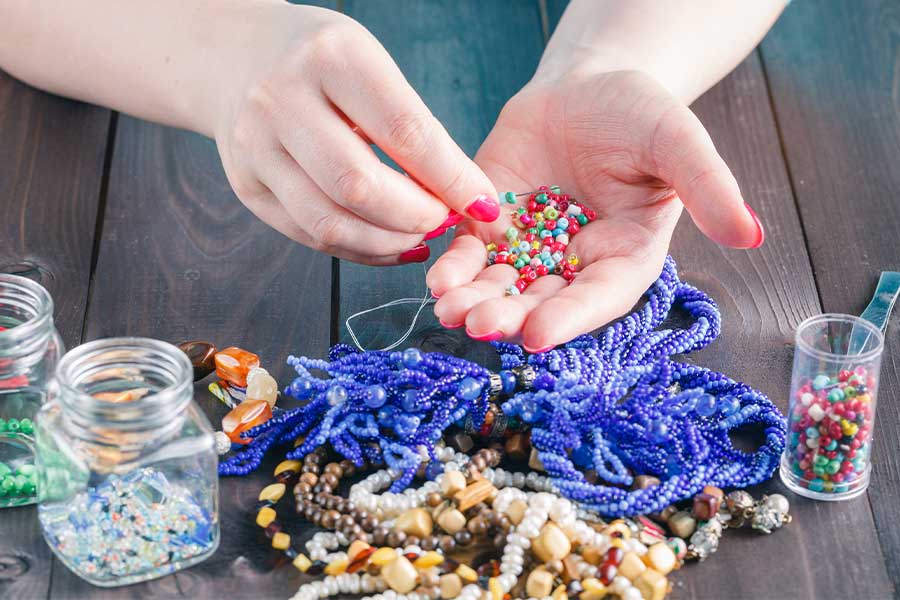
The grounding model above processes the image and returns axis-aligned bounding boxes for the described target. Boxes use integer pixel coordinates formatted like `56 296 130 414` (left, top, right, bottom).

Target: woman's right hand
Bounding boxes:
207 3 499 264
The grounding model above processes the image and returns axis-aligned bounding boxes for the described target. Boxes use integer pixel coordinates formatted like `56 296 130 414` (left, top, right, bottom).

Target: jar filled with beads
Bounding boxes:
0 274 64 508
34 337 219 586
780 314 883 500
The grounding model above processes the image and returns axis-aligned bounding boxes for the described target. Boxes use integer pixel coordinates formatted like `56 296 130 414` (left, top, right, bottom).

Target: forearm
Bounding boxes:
536 0 787 103
0 0 279 136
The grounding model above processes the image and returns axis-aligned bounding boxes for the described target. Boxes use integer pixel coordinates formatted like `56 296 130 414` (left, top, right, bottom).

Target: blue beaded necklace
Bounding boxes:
219 256 786 517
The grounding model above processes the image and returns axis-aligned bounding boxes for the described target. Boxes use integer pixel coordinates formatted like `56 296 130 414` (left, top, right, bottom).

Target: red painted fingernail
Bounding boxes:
423 226 448 241
439 319 463 329
444 212 464 227
465 328 503 342
466 194 500 222
524 344 554 354
399 244 430 263
745 203 765 249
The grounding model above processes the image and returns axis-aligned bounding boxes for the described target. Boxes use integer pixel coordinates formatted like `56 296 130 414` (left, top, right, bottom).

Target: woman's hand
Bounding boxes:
211 3 498 264
426 69 764 351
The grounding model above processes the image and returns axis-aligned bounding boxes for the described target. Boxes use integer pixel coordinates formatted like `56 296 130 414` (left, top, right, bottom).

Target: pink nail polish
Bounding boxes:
466 194 500 222
444 212 464 227
431 291 442 299
439 319 463 329
465 328 503 342
524 344 554 354
423 226 448 241
399 244 430 263
744 203 765 249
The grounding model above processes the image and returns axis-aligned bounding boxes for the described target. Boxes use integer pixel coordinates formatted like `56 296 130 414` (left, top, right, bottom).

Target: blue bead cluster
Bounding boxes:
219 256 786 517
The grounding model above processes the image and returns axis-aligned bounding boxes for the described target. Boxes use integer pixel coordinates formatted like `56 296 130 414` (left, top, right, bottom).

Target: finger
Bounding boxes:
276 95 448 234
425 234 487 297
254 145 428 261
432 265 517 331
652 103 764 249
322 46 500 223
463 275 568 340
521 253 666 352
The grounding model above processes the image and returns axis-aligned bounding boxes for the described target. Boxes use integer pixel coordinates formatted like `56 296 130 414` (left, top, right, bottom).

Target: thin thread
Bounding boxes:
345 265 434 352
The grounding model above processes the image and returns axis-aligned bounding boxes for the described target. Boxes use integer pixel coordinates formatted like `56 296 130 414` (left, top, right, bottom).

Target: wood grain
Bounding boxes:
762 0 900 595
0 71 111 600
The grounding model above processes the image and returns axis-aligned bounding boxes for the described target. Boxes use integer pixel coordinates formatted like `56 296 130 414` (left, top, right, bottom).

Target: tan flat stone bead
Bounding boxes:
370 547 398 567
617 552 647 580
258 483 286 503
256 506 277 528
292 553 312 572
643 543 677 575
455 564 478 583
634 568 668 600
582 546 604 565
489 577 503 600
414 551 444 569
528 448 545 471
441 471 467 498
274 459 301 476
667 511 697 539
551 584 568 600
324 557 348 576
525 568 554 598
580 577 608 600
394 508 433 538
532 523 571 563
440 573 463 599
382 556 418 594
454 479 496 512
437 508 466 534
505 499 528 525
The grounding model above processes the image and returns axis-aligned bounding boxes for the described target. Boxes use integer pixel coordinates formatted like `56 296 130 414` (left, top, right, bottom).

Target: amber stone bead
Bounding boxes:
222 399 272 444
177 340 217 381
692 492 721 521
214 346 260 387
246 368 278 408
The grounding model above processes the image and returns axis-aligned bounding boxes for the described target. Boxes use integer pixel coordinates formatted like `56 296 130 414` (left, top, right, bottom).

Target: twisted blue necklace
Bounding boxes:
219 256 786 517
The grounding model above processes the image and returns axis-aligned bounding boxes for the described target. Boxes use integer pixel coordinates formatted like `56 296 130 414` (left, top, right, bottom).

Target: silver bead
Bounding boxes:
213 431 231 455
763 493 790 515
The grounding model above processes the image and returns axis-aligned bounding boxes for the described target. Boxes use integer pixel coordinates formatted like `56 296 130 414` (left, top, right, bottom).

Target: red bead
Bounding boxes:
832 473 845 483
524 233 536 242
838 369 851 382
584 208 597 220
562 271 576 281
558 201 569 211
497 244 509 253
599 564 617 585
525 271 538 282
536 265 549 276
527 201 538 212
544 220 557 230
515 280 528 292
507 254 517 265
567 222 580 235
819 436 831 447
603 547 624 566
825 451 837 459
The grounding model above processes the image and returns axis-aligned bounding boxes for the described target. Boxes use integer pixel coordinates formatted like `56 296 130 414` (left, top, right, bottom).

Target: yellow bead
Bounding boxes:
531 241 541 250
271 531 290 550
256 506 276 528
274 460 301 476
534 213 545 221
371 547 398 567
610 538 627 550
580 578 608 600
567 254 579 266
292 553 312 572
489 577 503 600
348 540 371 562
413 551 444 569
258 483 286 503
606 521 632 540
486 242 497 252
324 558 348 576
456 564 478 582
551 584 568 600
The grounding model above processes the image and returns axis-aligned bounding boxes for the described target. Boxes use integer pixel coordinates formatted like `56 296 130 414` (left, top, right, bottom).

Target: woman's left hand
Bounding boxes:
426 69 764 352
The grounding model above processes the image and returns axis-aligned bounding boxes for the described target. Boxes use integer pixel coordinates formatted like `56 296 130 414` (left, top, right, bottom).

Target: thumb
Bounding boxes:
652 104 764 249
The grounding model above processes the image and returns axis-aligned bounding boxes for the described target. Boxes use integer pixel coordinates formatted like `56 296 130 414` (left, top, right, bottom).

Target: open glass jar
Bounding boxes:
0 274 63 507
35 337 219 587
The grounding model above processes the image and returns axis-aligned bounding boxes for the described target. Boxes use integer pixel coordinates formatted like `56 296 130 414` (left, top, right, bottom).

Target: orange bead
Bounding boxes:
214 347 260 388
222 399 272 444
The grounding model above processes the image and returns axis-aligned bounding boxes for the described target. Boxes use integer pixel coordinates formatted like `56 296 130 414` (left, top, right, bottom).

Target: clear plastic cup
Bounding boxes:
780 314 883 500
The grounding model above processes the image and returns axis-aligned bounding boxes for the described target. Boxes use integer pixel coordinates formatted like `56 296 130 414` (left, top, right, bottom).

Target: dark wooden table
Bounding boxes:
2 1 899 598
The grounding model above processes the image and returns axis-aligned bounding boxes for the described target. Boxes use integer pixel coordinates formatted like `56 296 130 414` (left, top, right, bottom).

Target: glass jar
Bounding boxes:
780 314 883 500
0 274 64 507
35 337 219 587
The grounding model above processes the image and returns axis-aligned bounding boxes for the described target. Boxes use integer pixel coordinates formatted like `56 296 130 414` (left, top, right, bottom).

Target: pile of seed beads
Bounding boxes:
487 186 597 296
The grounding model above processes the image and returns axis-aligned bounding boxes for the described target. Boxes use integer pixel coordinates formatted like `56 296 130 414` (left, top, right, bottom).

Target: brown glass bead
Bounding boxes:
294 482 312 495
324 463 344 478
387 530 407 547
454 531 473 547
177 341 218 381
299 472 318 486
360 516 379 532
492 532 506 548
322 473 339 489
373 527 390 546
470 455 487 471
426 492 442 507
264 522 282 538
301 464 320 474
339 460 356 477
322 510 340 529
338 515 355 529
504 433 529 460
439 536 456 553
275 471 296 484
467 517 487 536
351 508 367 522
405 536 420 547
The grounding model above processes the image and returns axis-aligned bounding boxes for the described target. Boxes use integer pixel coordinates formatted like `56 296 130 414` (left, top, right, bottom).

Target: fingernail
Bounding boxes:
444 212 464 227
431 291 441 299
465 328 503 342
466 194 500 222
423 226 448 241
439 319 463 329
399 244 430 263
745 203 765 249
524 344 554 354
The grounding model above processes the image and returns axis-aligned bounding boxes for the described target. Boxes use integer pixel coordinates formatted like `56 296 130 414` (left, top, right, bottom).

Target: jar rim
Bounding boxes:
0 274 54 346
54 337 193 426
795 313 884 362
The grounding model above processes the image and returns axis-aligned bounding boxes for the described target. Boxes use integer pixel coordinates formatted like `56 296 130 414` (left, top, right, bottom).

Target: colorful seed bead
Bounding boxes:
485 187 597 295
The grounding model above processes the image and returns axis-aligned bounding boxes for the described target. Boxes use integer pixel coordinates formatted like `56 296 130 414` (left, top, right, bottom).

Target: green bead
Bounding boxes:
516 207 526 215
536 193 548 204
0 477 16 494
19 418 33 435
14 464 34 477
0 419 6 432
6 419 19 433
550 185 561 194
576 214 589 225
504 227 518 242
827 389 845 403
505 191 517 204
544 208 558 219
812 466 825 476
813 455 829 467
825 460 841 474
13 475 26 494
514 259 526 269
844 386 857 398
527 228 538 235
0 463 9 478
20 480 35 495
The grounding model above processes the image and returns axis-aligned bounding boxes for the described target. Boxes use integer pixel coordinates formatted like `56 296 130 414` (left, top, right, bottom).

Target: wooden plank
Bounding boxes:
762 0 900 594
0 71 110 599
337 0 544 368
